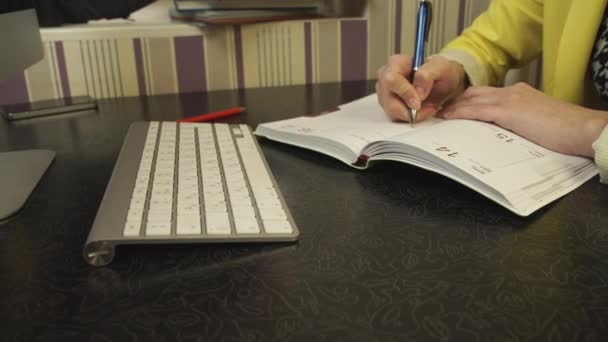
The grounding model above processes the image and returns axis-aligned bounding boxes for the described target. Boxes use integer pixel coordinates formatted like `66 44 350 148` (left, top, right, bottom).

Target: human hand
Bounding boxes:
376 54 468 123
441 82 608 157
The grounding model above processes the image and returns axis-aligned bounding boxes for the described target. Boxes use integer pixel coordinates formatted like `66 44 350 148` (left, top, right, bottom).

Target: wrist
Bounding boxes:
582 110 608 157
438 49 489 86
450 60 469 96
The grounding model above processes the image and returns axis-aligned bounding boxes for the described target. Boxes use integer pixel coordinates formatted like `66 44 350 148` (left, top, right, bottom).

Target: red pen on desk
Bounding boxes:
177 107 245 123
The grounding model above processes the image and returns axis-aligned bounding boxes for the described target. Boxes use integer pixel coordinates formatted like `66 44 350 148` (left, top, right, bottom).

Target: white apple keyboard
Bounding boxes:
84 122 299 266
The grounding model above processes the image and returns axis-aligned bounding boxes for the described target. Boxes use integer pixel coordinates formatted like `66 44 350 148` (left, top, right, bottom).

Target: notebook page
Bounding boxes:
385 119 598 213
259 94 440 157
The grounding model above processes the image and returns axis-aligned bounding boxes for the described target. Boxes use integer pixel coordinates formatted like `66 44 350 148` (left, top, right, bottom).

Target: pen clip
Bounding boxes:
423 0 432 42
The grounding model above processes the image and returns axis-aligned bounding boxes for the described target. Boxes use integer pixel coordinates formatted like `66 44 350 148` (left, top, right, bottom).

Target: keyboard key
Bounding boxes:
234 216 260 234
259 208 287 221
177 216 202 235
206 212 231 234
263 220 293 234
231 204 256 218
124 221 142 236
146 222 172 236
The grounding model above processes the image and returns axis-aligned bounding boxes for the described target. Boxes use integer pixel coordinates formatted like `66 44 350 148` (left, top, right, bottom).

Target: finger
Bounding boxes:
445 89 500 109
440 86 501 112
416 103 441 121
442 103 501 124
376 65 387 80
378 79 438 123
377 77 405 119
383 92 411 122
375 82 384 107
412 59 444 100
381 71 420 110
452 86 499 102
379 55 420 109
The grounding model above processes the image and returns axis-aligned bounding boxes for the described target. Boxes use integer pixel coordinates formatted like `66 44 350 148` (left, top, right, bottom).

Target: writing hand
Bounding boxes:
441 82 608 157
376 54 468 123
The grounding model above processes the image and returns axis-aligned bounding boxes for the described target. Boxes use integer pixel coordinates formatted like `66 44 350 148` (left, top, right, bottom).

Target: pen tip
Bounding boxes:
410 108 417 128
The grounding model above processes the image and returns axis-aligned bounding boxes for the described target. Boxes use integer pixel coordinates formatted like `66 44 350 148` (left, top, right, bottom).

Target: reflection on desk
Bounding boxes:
1 81 607 341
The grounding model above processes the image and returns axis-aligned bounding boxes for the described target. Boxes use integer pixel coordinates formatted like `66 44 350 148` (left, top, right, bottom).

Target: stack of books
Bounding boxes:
171 0 327 25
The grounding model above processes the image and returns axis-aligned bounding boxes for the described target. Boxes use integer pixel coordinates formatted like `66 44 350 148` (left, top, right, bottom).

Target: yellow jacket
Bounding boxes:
441 0 608 182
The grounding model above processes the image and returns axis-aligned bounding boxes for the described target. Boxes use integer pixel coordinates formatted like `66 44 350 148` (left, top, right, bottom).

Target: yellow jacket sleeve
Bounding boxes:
442 0 544 86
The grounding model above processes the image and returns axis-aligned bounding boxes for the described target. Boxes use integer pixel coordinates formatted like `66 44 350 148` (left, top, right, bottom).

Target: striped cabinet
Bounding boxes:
0 0 510 105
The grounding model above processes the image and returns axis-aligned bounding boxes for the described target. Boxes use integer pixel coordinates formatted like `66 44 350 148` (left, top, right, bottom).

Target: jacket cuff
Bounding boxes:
592 124 608 184
437 49 489 87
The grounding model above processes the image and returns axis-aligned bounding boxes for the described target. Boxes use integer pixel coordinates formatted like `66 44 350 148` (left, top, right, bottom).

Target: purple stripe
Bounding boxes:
174 36 207 94
458 0 466 34
133 38 147 96
0 73 29 105
234 25 245 89
341 20 367 82
304 22 313 84
55 41 72 99
394 0 403 54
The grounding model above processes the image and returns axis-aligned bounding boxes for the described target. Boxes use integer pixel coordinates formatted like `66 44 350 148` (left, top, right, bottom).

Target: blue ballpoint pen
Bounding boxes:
409 0 433 128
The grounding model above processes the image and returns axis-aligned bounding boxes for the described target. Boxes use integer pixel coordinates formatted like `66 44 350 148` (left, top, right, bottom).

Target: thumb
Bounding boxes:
411 58 443 101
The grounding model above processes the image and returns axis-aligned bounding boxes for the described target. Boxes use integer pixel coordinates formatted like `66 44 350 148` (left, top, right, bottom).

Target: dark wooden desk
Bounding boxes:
1 81 608 341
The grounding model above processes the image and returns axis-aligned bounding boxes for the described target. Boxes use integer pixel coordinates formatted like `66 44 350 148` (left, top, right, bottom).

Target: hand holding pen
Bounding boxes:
375 0 468 126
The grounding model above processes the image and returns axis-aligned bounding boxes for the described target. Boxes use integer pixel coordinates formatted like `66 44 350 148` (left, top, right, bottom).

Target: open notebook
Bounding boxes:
255 94 598 216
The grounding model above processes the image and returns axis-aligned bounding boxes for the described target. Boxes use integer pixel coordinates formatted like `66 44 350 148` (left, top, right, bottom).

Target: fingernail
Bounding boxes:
406 97 420 110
